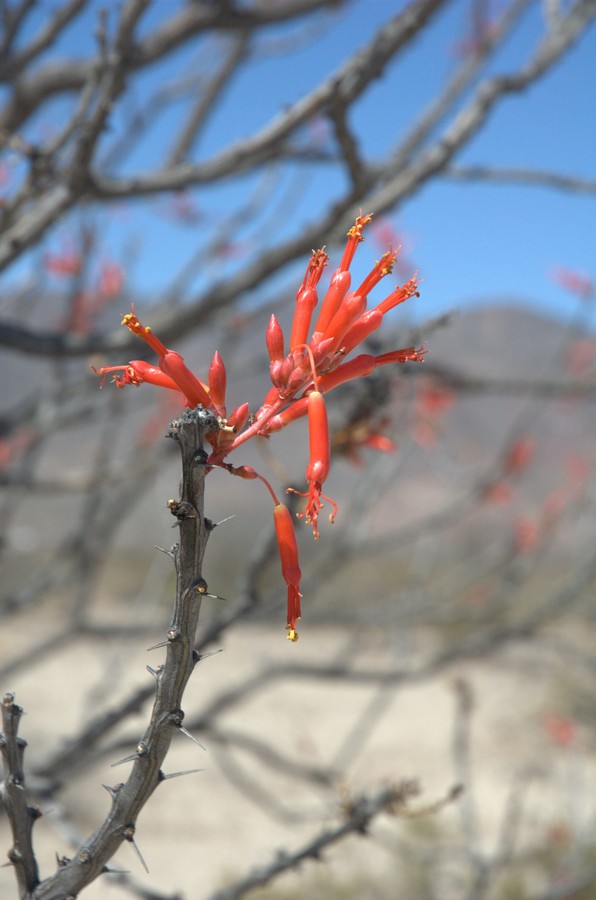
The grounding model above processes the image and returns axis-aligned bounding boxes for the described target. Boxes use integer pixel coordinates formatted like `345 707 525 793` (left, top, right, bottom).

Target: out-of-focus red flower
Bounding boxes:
370 217 416 279
416 382 456 419
544 713 578 748
411 420 438 448
513 516 539 555
482 481 514 505
546 822 572 848
504 436 535 476
565 454 590 486
45 250 82 276
0 427 37 474
566 338 596 378
552 266 594 301
412 380 455 447
98 260 124 298
371 217 403 250
332 414 396 466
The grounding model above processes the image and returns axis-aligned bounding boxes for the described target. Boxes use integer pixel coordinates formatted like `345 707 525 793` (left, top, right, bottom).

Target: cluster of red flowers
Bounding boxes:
95 213 425 640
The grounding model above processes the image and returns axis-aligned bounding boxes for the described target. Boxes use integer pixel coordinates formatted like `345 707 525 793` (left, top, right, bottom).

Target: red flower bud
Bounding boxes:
215 401 251 448
227 402 250 433
229 464 259 480
208 351 227 412
270 354 295 390
266 315 285 363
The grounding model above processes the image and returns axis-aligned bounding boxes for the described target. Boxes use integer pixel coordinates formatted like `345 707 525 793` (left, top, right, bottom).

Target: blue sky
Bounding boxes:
3 0 595 327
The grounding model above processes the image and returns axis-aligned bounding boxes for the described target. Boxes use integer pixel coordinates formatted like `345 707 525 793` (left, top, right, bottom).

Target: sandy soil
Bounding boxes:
1 619 592 900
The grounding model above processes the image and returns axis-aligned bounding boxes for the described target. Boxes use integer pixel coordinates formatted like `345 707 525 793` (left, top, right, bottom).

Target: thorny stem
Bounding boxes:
0 694 41 897
15 406 219 899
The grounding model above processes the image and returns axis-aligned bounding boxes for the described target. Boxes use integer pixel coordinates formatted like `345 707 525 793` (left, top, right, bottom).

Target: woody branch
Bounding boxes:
25 406 218 899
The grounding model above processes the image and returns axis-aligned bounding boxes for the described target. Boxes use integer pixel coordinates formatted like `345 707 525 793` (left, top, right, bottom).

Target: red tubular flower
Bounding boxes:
320 290 367 352
290 249 328 352
94 211 426 641
289 390 337 540
311 214 371 338
273 503 302 642
375 346 426 365
290 286 318 352
265 396 309 433
340 212 372 270
375 276 420 314
317 354 378 392
93 360 182 392
354 249 397 299
315 346 425 394
340 308 383 356
305 391 330 486
312 269 352 337
122 308 212 408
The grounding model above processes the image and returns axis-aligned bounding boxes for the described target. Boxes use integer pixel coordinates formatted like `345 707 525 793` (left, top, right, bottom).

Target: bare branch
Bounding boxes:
364 0 596 211
444 163 596 194
0 0 87 81
206 781 423 900
26 408 217 898
0 693 41 896
89 0 448 200
167 32 250 166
